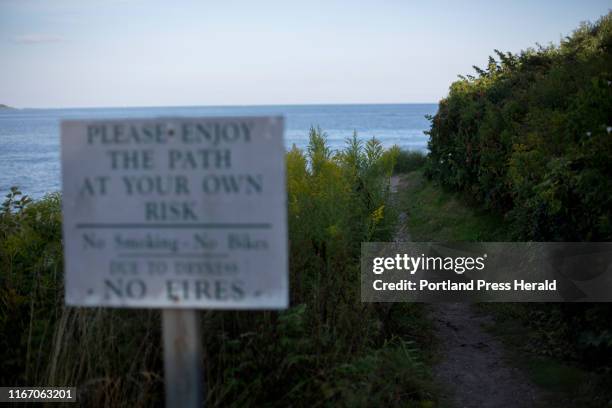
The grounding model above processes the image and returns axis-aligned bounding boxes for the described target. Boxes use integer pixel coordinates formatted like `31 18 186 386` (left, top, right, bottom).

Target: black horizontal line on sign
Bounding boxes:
117 253 229 258
75 223 271 229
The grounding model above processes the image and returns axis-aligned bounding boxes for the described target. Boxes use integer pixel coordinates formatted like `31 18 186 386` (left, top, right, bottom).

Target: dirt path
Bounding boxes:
431 304 542 408
390 175 542 408
390 175 411 242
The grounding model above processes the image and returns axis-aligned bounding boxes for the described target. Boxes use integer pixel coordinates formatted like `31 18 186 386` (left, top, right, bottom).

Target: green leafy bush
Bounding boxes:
426 12 612 241
0 188 63 386
391 148 427 174
426 12 612 375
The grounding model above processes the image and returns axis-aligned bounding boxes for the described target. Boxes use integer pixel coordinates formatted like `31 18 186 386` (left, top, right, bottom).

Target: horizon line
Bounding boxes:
5 101 439 110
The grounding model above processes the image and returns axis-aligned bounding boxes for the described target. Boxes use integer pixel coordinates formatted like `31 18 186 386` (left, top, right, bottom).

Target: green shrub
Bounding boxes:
425 12 612 373
390 148 427 174
426 12 612 241
0 188 63 386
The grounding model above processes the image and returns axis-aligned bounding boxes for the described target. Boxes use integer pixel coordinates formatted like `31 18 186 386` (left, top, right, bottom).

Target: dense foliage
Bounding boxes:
391 149 427 175
426 13 612 241
0 130 434 407
426 13 612 382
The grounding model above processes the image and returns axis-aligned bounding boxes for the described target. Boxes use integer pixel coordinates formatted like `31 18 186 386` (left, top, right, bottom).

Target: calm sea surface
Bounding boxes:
0 104 436 198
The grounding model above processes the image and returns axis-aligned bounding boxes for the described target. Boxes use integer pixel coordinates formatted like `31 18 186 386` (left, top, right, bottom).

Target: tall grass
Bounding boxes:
0 128 434 407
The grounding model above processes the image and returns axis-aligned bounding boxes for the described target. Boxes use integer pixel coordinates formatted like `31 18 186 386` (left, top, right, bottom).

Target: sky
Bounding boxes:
1 0 610 108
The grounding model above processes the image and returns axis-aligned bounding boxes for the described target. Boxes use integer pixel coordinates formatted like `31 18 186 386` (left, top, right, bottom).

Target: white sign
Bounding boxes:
61 116 288 309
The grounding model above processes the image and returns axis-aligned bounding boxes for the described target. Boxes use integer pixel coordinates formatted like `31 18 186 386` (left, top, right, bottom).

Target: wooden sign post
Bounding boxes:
61 116 289 406
162 310 203 407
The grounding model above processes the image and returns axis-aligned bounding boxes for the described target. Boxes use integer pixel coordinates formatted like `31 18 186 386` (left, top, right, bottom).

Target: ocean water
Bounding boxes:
0 104 436 198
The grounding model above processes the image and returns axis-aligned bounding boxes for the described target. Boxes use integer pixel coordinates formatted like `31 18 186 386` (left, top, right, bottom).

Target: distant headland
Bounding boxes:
0 104 15 110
